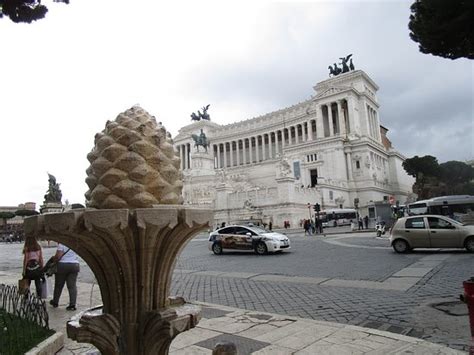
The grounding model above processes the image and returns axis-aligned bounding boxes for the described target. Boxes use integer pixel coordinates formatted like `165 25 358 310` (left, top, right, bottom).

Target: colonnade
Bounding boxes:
176 143 191 170
212 100 350 169
177 100 357 170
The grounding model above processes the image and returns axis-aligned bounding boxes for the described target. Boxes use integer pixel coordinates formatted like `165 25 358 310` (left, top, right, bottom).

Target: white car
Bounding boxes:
208 225 290 255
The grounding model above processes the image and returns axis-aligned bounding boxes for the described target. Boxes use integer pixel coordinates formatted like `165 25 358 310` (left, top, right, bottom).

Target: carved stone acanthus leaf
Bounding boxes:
24 207 212 354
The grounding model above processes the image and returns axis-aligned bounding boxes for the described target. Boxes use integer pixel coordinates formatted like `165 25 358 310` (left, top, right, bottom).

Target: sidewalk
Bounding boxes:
0 270 464 354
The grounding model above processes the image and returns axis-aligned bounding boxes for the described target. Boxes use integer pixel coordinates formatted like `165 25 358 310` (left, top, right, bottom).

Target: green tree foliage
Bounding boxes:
0 0 69 23
14 209 39 217
440 161 474 185
408 0 474 60
71 203 85 209
403 155 474 199
0 212 16 220
402 155 440 179
0 212 16 232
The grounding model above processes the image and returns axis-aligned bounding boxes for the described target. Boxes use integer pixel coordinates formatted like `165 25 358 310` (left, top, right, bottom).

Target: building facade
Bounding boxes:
173 70 415 228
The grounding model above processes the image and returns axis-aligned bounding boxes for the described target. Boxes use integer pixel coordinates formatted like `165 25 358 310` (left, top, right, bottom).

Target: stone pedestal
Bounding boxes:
190 152 215 176
24 206 212 354
40 202 63 214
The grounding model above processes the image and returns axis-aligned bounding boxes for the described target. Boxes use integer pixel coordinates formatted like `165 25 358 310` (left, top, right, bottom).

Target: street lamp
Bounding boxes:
307 203 312 220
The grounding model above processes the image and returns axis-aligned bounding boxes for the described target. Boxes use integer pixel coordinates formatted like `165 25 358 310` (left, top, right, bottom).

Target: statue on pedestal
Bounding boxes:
328 54 355 77
44 173 62 203
190 104 211 121
191 129 209 153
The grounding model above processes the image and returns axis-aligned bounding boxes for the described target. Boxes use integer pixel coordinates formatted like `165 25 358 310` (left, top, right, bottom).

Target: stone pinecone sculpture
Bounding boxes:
85 106 183 209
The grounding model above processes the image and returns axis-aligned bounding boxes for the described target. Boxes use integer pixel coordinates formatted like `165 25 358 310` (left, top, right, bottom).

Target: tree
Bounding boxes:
14 209 39 217
0 211 16 234
71 203 85 209
408 0 474 60
402 155 440 179
440 161 474 185
0 0 69 23
404 155 474 199
403 155 441 199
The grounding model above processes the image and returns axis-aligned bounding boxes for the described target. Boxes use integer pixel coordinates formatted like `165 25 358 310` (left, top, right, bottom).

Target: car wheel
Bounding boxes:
255 242 268 255
465 237 474 253
392 239 410 253
212 243 223 255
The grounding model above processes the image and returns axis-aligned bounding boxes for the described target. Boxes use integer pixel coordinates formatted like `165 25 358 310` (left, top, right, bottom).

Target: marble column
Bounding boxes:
338 101 346 136
184 144 189 170
236 140 241 166
223 142 228 168
255 136 260 162
230 141 234 167
243 139 247 165
347 96 357 135
268 133 273 159
217 144 221 169
345 151 353 181
249 138 253 163
316 106 324 138
328 104 334 136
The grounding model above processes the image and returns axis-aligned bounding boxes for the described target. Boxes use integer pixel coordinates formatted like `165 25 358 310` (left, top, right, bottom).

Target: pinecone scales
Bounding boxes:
85 106 183 209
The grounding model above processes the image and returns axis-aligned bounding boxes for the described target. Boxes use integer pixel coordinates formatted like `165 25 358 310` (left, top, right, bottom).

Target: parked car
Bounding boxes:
389 215 474 253
208 225 290 255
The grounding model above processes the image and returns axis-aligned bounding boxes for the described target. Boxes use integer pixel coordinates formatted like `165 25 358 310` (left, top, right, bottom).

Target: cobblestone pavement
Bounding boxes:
1 230 472 352
169 231 473 352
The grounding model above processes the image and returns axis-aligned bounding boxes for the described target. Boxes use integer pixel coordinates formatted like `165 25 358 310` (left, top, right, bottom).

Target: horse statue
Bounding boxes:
190 104 211 121
191 129 209 153
339 54 353 73
328 63 342 77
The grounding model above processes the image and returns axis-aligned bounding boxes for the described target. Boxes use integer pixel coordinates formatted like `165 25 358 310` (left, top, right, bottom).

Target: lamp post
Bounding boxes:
307 203 312 220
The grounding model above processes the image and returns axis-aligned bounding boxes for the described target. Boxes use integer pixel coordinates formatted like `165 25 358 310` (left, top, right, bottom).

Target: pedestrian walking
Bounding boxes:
50 243 80 311
268 221 273 231
22 236 44 297
364 216 369 229
358 217 363 230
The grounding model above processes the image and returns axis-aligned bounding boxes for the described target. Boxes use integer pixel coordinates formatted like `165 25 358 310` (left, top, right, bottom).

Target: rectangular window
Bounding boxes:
356 161 360 169
310 169 318 187
405 217 425 229
293 161 301 180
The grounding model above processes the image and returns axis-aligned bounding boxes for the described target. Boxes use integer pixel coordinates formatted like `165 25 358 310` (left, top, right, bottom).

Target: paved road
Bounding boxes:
1 230 472 352
170 231 473 352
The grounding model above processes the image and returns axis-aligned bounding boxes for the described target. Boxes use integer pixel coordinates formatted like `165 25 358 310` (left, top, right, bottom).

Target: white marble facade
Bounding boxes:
174 70 414 228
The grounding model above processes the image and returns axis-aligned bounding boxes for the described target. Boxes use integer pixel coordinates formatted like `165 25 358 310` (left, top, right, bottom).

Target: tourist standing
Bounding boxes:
358 217 363 230
22 237 44 297
363 215 369 229
50 244 80 311
268 221 273 231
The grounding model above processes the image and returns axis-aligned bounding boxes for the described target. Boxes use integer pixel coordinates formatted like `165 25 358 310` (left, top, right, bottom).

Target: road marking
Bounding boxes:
320 235 391 250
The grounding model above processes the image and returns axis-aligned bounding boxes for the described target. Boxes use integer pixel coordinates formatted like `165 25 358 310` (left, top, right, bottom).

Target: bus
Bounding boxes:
319 208 357 227
407 195 474 221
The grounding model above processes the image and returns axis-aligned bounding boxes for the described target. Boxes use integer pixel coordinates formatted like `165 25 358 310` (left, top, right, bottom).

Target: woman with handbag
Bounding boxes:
50 243 80 311
22 236 44 296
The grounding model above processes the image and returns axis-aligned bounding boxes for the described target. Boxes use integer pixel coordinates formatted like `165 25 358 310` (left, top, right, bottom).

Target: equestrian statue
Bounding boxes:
191 129 209 153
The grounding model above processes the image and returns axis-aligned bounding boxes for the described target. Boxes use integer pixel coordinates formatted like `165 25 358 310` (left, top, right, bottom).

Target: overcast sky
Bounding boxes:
1 0 472 208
